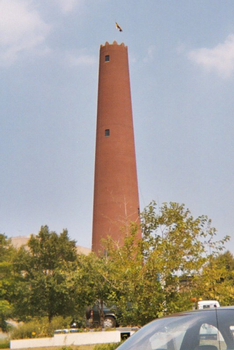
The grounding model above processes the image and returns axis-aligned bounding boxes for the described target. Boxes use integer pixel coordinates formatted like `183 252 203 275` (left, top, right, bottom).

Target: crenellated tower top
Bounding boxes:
100 41 127 48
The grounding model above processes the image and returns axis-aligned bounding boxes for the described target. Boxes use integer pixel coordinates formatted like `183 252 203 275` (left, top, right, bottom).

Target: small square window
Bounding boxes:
105 129 110 137
105 55 110 62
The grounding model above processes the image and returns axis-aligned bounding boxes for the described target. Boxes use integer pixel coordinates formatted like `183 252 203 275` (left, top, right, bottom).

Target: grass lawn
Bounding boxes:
0 346 96 350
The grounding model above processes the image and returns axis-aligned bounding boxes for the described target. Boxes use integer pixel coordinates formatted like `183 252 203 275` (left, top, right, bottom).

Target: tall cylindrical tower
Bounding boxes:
92 41 140 254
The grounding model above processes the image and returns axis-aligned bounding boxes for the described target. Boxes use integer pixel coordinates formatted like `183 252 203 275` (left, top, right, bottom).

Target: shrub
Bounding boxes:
10 316 72 339
0 338 10 349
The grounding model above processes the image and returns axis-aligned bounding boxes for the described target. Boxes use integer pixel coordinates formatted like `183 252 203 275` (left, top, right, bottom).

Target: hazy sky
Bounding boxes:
1 0 234 253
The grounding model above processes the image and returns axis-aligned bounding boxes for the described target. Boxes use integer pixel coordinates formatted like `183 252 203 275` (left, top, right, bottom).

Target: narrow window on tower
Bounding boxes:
105 129 110 137
105 55 110 62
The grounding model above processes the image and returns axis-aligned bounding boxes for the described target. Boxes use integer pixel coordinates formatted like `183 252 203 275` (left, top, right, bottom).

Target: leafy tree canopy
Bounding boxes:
0 202 231 328
13 226 78 322
0 234 16 330
95 202 230 325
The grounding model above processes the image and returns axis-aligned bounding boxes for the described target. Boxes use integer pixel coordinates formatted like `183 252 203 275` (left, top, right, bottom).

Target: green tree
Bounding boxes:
74 251 115 328
13 226 78 322
94 223 164 326
0 234 16 330
194 250 234 306
95 202 229 326
140 201 229 315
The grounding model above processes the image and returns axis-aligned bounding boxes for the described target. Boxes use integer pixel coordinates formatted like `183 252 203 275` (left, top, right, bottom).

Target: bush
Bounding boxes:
0 338 10 349
10 316 72 339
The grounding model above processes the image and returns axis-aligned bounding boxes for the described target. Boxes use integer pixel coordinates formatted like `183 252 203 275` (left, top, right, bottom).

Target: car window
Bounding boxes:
149 328 186 350
199 323 226 349
230 326 234 337
145 316 199 350
228 325 234 348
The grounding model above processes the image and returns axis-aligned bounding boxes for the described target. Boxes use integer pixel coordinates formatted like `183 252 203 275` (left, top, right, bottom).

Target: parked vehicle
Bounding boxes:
197 300 220 309
116 306 234 350
86 301 119 328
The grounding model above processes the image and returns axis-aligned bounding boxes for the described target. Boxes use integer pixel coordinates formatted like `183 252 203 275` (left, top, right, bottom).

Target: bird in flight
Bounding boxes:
115 22 123 32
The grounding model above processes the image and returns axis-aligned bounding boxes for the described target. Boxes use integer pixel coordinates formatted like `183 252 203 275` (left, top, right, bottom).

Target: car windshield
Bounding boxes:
117 309 234 350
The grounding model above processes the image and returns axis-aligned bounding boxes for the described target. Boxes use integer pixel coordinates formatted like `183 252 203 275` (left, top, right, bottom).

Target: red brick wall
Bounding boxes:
92 41 141 254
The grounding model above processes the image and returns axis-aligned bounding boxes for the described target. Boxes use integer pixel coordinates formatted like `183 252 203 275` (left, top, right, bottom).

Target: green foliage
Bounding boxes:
0 234 17 331
94 202 229 325
192 250 234 305
0 202 231 330
140 201 229 316
10 316 71 339
0 301 12 331
0 338 10 349
12 226 79 322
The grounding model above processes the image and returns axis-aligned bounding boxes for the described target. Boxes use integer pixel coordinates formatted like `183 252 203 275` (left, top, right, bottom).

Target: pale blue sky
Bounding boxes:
1 0 234 253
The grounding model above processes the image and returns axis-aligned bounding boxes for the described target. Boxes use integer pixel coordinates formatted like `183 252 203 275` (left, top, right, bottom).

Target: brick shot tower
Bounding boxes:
92 41 141 254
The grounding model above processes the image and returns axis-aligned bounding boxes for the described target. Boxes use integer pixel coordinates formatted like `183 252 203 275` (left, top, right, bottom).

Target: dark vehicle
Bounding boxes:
86 301 119 328
70 316 86 329
116 306 234 350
